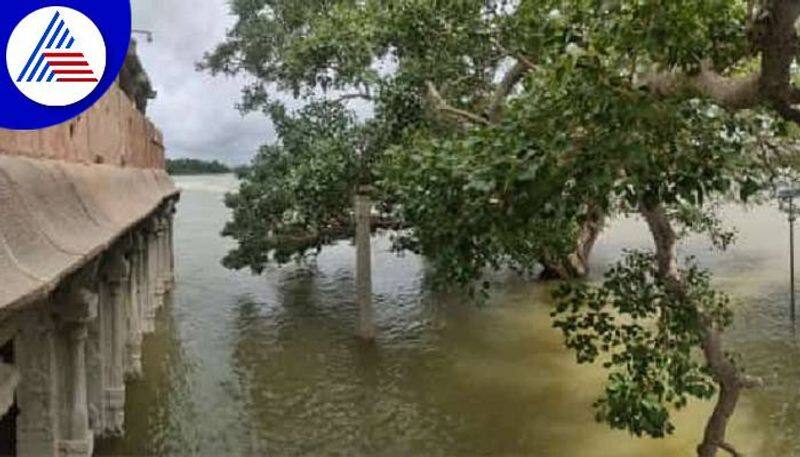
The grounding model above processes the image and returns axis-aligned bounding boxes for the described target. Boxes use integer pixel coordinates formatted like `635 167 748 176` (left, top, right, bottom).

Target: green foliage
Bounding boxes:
381 62 777 288
203 0 765 280
221 101 362 272
552 251 732 438
379 116 584 293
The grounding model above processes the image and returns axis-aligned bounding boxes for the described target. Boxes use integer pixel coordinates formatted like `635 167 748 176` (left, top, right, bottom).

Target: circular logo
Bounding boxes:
0 1 131 130
6 7 106 107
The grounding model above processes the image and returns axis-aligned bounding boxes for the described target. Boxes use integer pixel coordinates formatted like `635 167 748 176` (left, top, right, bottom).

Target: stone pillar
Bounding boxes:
159 201 176 292
126 232 146 377
0 362 19 419
53 272 98 457
167 201 176 288
102 244 130 433
144 218 159 332
355 188 375 340
157 212 168 299
15 303 59 457
85 282 107 436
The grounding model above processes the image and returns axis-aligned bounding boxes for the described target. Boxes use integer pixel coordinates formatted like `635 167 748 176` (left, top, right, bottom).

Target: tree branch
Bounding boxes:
426 81 492 126
638 0 800 124
487 60 532 123
332 92 373 104
637 61 761 110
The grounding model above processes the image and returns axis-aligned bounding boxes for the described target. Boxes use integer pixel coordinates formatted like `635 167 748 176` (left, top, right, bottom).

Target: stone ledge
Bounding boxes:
0 154 179 311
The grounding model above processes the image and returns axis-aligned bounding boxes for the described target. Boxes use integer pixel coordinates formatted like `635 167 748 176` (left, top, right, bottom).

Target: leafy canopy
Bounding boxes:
221 102 362 271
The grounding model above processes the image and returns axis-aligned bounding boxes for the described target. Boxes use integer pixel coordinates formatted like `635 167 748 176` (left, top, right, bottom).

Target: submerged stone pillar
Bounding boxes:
159 201 176 292
102 245 130 433
126 232 146 377
53 272 98 457
156 212 168 300
144 218 159 332
16 303 59 457
167 201 176 288
355 188 375 340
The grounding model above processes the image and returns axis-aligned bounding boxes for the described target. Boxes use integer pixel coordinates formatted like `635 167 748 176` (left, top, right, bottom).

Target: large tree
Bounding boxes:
380 2 800 456
202 0 605 279
219 101 393 340
206 1 800 454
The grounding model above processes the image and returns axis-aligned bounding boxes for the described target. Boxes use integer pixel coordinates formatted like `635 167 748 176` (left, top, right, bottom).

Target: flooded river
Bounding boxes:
96 174 800 456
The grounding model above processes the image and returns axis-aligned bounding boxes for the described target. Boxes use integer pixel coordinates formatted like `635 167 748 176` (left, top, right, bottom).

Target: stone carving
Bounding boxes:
6 200 177 456
15 304 59 457
53 266 99 457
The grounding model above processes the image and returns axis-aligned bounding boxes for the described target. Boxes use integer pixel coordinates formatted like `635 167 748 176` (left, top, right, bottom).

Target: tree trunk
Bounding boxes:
540 206 604 280
640 203 745 457
355 189 376 341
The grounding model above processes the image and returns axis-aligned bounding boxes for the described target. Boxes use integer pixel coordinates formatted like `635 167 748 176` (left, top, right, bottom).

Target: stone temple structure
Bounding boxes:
0 52 178 456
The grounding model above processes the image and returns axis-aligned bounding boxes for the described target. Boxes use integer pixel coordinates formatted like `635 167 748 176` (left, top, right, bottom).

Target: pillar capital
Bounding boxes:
103 245 131 287
144 215 161 236
53 268 98 325
133 231 147 252
167 198 178 215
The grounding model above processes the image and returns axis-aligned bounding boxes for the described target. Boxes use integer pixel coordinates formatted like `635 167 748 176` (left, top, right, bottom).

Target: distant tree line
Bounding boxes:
166 158 231 175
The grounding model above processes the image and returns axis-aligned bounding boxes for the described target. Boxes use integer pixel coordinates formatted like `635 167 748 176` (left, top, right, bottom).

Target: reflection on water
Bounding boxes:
98 175 798 456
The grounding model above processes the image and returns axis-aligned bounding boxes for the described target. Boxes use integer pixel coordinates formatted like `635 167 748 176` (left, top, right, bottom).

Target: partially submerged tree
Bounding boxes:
202 0 602 279
221 101 388 339
222 102 360 270
206 0 800 453
381 1 799 455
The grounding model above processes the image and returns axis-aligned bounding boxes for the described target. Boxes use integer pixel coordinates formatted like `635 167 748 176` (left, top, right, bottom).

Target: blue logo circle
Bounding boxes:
0 1 131 130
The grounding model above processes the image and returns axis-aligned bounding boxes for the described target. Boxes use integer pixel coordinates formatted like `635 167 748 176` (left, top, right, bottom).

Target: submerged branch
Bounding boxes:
640 202 761 457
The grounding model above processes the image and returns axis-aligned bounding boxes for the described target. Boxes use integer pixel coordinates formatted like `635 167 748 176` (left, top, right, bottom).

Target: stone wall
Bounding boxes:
0 83 176 313
0 83 165 169
0 77 178 456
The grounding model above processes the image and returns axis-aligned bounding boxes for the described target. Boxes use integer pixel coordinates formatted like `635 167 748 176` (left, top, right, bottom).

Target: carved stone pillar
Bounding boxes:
159 201 175 292
102 244 130 433
15 303 58 457
167 201 176 288
126 232 146 377
156 212 168 302
144 218 159 332
53 272 98 457
85 283 107 436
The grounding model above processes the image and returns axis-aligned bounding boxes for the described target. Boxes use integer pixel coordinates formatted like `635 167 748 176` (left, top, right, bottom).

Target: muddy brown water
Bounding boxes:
96 175 800 456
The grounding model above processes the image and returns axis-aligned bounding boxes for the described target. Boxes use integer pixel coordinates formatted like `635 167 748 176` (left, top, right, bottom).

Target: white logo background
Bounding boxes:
6 7 106 107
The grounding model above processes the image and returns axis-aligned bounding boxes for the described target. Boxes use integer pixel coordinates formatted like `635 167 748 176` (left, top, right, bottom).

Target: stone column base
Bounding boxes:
154 288 165 309
143 311 156 333
57 433 93 457
105 387 125 433
125 343 142 378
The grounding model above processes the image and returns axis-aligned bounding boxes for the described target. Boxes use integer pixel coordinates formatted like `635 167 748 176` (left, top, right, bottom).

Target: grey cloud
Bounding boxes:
131 0 270 165
130 0 375 165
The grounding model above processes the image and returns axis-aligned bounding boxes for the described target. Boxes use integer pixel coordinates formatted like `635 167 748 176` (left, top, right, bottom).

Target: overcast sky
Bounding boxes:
131 0 271 165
